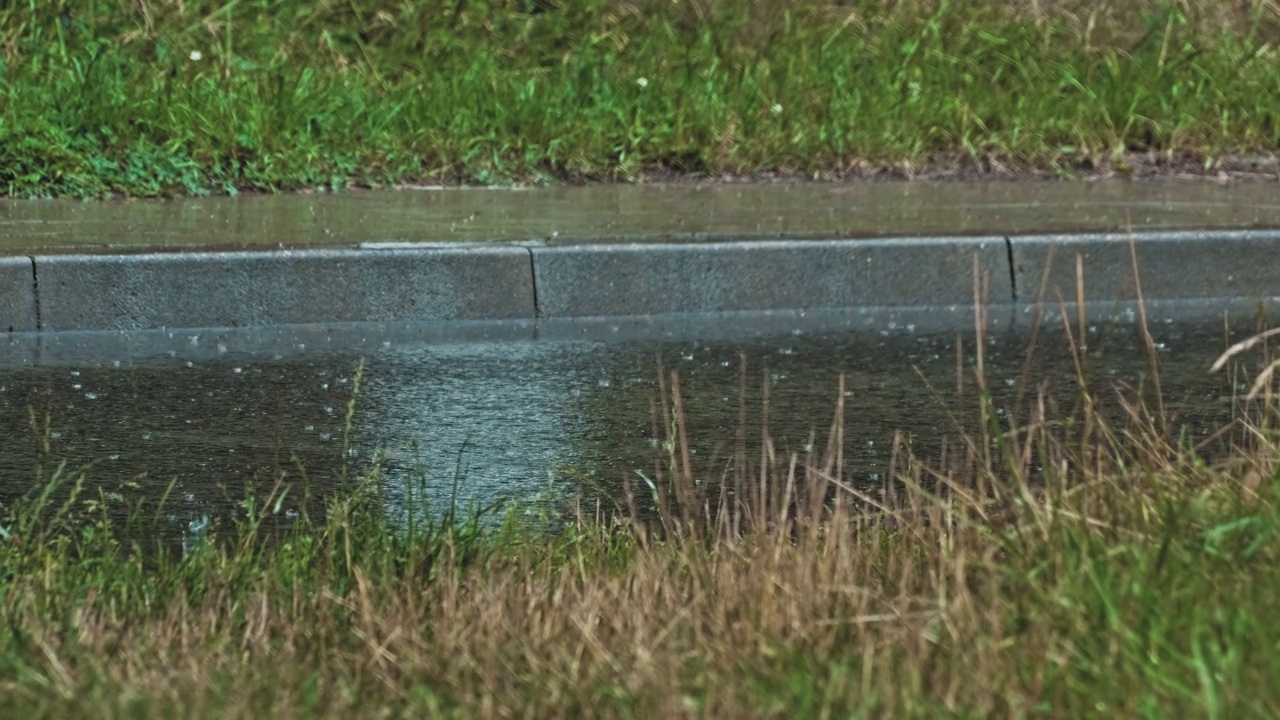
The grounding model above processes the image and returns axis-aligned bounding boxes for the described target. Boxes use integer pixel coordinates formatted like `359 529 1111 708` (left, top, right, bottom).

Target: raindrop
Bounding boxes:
217 342 228 354
85 392 98 400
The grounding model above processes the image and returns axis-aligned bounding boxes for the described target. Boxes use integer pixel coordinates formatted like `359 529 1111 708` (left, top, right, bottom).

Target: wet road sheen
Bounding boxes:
6 181 1280 253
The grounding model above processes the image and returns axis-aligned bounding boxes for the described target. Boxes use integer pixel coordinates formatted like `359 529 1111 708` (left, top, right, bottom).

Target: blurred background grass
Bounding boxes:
3 0 1280 196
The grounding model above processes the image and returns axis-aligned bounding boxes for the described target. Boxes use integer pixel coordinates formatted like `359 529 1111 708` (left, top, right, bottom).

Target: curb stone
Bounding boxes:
1 256 36 332
32 247 534 332
530 238 1011 318
4 231 1280 333
1009 230 1280 304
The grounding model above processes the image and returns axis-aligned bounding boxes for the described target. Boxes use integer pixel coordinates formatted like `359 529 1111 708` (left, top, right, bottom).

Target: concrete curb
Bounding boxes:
3 231 1279 333
30 247 534 332
1009 230 1280 304
531 237 1010 318
1 257 36 332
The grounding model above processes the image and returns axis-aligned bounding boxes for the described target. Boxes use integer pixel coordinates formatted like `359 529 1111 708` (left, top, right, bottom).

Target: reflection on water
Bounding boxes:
365 341 587 521
0 305 1263 541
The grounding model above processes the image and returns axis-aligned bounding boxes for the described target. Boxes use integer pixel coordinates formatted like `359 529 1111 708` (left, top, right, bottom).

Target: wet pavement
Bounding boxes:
0 303 1265 539
5 181 1280 253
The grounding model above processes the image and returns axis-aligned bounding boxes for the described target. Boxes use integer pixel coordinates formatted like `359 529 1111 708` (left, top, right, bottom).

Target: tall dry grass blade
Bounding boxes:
1013 243 1056 427
1054 284 1099 474
972 253 994 498
911 459 992 525
1244 358 1280 400
670 371 694 488
1209 327 1280 373
1012 385 1048 503
1076 251 1087 355
837 372 846 478
736 353 748 491
1128 227 1166 436
809 467 902 523
778 453 798 537
972 252 989 385
759 366 772 527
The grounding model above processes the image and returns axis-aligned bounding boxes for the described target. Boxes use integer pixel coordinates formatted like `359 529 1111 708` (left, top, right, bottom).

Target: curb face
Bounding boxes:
1 257 36 332
1010 231 1280 304
531 238 1011 318
33 247 534 331
5 231 1279 334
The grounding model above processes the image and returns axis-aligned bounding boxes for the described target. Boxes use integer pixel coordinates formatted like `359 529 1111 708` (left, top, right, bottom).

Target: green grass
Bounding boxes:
3 320 1280 716
4 0 1280 197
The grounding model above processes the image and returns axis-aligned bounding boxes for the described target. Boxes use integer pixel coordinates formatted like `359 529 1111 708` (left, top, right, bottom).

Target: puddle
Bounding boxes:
0 305 1263 542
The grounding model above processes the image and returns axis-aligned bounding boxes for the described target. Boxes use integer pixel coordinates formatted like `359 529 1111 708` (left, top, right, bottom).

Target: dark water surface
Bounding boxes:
0 304 1267 539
